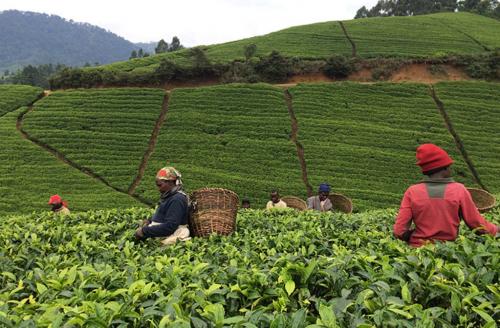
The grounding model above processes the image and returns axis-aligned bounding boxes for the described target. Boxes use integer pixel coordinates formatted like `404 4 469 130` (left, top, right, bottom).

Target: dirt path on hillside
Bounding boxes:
429 86 487 191
17 103 154 206
128 92 171 195
284 89 314 197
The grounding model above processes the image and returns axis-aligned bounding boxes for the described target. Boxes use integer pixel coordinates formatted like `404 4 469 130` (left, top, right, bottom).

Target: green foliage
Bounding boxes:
49 12 500 88
434 81 500 192
0 108 141 216
244 44 258 60
343 13 488 58
254 51 292 83
136 84 305 207
323 55 356 79
0 84 42 117
0 207 498 326
288 82 476 210
22 88 165 191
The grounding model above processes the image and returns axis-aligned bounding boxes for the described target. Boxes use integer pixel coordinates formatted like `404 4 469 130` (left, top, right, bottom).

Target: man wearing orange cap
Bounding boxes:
48 194 70 215
134 167 190 245
394 144 498 247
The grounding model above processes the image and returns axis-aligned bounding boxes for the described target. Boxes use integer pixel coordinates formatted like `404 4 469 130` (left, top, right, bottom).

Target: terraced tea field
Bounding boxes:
342 13 486 58
288 83 476 210
0 84 42 117
136 84 305 207
434 82 500 193
0 108 141 216
91 12 500 77
22 88 166 192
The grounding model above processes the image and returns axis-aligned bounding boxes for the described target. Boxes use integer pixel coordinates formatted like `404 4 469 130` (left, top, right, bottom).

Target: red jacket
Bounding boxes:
394 178 498 247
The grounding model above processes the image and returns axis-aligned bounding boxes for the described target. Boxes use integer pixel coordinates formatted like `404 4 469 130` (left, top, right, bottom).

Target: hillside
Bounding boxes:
1 207 499 326
0 81 492 214
0 10 140 72
87 12 500 77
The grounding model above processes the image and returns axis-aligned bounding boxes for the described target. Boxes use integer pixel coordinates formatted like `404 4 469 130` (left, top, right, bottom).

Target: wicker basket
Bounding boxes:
467 188 496 212
281 196 307 211
189 188 239 237
328 193 353 214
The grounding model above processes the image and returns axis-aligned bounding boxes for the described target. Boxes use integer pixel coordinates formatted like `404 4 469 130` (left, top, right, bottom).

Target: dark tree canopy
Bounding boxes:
355 0 499 18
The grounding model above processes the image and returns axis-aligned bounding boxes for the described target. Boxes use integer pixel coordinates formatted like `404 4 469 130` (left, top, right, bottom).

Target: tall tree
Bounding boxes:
168 36 183 52
155 39 169 54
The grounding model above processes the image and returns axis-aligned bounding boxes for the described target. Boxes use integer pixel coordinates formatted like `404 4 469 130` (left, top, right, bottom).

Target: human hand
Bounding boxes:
135 227 145 240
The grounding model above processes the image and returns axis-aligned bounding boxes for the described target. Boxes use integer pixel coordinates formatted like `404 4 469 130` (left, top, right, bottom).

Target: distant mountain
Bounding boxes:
134 42 157 54
0 10 141 72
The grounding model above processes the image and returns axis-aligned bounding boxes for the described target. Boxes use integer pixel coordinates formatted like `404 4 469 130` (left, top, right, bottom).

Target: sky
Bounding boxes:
0 0 378 46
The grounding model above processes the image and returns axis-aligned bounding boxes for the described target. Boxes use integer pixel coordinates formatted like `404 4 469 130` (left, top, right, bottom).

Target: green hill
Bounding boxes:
93 12 499 76
0 81 495 213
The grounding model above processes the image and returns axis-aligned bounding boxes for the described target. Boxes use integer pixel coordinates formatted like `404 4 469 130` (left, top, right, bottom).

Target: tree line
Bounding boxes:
130 36 184 59
355 0 500 19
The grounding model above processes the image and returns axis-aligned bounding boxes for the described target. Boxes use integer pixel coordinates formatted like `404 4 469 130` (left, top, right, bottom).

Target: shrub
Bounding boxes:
254 51 292 83
323 55 355 78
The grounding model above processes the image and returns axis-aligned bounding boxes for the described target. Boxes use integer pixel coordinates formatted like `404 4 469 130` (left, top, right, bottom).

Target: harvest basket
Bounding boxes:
466 188 496 212
189 188 239 237
328 193 353 214
281 196 307 211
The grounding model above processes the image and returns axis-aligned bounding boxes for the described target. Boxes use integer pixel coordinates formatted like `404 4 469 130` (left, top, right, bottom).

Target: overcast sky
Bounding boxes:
0 0 378 46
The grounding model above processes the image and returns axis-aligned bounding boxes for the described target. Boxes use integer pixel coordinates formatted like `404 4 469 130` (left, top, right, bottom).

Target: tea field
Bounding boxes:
0 108 142 216
433 82 500 193
22 88 166 192
0 84 42 117
92 12 500 76
341 13 487 58
287 82 476 211
135 84 305 207
0 207 498 327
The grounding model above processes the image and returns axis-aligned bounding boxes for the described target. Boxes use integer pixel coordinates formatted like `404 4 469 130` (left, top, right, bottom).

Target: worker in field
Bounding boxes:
48 194 70 215
135 166 191 245
394 144 498 247
241 198 251 209
307 183 333 212
266 190 287 209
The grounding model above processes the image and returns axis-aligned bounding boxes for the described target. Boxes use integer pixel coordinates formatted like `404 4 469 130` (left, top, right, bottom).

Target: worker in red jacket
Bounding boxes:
394 144 498 247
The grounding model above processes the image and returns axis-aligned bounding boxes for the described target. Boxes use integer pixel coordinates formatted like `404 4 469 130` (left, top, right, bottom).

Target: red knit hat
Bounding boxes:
416 144 454 173
48 194 62 205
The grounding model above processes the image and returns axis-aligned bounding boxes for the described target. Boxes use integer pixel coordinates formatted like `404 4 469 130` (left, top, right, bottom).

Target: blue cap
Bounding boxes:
319 183 331 192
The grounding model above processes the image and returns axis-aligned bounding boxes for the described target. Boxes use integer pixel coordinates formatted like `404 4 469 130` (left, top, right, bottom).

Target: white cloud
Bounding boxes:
0 0 379 45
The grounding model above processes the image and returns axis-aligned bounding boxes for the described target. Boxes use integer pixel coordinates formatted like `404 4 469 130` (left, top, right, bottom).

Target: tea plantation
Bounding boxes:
135 84 305 207
22 88 166 191
433 82 500 192
287 82 476 211
0 84 42 117
0 208 498 327
91 12 500 76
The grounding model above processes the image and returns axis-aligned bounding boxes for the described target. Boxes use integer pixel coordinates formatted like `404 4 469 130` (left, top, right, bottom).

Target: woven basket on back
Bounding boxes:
328 193 353 214
467 188 496 212
281 196 307 211
189 188 239 237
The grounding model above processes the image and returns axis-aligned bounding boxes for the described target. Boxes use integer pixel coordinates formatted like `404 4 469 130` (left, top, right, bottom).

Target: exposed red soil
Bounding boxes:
390 64 469 83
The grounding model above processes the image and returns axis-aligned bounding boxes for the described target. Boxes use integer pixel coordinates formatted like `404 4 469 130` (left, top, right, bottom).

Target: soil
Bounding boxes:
128 93 170 195
390 64 469 83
